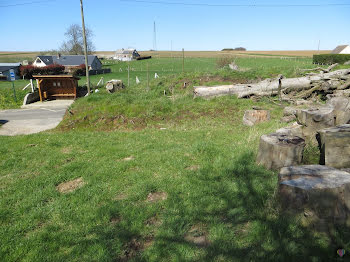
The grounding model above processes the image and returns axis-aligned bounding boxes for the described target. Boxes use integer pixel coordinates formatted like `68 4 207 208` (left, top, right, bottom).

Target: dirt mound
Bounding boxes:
146 192 168 202
56 177 85 193
184 224 210 247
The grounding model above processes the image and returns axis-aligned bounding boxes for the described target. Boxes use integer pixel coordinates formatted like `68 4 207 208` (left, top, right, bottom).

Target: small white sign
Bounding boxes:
9 69 16 81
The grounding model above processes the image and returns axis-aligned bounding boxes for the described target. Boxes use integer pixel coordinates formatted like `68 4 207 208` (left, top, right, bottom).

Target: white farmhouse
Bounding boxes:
33 55 102 70
331 45 350 54
114 49 140 61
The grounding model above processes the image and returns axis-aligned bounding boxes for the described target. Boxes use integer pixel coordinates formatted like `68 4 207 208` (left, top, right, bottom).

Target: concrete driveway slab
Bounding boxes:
0 100 73 136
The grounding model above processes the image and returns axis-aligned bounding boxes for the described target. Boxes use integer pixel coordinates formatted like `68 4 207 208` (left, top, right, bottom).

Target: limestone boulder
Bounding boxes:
278 165 350 226
243 110 270 126
256 133 305 170
317 124 350 168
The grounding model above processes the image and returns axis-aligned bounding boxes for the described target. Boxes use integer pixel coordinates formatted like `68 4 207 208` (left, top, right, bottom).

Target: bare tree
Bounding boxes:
60 24 95 55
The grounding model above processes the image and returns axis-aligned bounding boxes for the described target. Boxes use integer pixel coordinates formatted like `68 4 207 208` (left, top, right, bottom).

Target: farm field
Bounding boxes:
0 52 39 63
0 49 330 64
1 54 350 261
97 50 331 58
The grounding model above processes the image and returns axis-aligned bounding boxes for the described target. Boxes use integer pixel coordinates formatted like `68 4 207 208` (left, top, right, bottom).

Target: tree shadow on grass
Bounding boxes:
151 152 350 262
45 152 349 261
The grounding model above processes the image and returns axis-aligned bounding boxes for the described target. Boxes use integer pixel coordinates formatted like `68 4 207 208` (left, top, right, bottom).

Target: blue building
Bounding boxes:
0 63 21 81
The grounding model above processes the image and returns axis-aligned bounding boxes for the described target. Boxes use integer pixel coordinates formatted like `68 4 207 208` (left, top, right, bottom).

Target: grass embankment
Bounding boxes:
1 56 349 261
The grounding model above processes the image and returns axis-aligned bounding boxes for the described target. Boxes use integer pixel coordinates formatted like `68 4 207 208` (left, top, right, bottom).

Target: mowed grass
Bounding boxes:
2 101 347 261
1 55 350 261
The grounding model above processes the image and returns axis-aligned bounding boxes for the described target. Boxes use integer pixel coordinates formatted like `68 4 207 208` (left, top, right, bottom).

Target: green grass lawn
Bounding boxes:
1 56 350 261
0 80 29 109
0 56 317 110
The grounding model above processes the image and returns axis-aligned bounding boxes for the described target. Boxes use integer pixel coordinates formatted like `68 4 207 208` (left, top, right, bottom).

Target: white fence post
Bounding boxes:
30 79 34 92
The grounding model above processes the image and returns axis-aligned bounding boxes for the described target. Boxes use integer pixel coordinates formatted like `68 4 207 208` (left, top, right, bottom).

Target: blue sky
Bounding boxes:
0 0 349 51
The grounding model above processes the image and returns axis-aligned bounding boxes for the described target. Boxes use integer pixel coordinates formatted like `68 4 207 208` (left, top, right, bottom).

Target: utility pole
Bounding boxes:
318 40 321 54
80 0 90 95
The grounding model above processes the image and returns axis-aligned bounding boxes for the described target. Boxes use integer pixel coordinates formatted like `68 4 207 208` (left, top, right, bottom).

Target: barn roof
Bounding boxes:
0 63 21 72
37 55 98 66
331 45 349 54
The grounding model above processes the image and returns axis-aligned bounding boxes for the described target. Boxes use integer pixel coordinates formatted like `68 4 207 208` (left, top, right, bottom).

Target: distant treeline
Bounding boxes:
222 47 247 51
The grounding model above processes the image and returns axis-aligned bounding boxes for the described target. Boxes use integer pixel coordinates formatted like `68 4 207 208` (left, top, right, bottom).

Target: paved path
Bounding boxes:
0 100 73 136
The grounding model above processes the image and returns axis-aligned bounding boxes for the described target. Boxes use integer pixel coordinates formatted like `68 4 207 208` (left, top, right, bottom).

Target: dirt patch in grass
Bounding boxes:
110 216 122 225
121 156 134 161
184 224 210 247
120 238 143 261
146 192 168 203
56 177 85 193
185 165 200 171
143 237 154 249
120 237 154 261
61 147 72 154
145 215 163 227
64 157 75 164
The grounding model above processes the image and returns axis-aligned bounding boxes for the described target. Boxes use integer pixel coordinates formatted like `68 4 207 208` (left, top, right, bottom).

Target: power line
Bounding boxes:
120 0 350 8
0 0 56 8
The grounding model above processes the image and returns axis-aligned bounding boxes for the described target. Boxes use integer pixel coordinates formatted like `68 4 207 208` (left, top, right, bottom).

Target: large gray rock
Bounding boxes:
326 97 350 125
317 124 350 168
278 165 350 226
243 110 270 126
296 107 335 140
256 133 305 170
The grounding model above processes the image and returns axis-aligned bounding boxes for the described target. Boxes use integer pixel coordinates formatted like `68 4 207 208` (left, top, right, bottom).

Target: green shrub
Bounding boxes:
313 54 350 65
